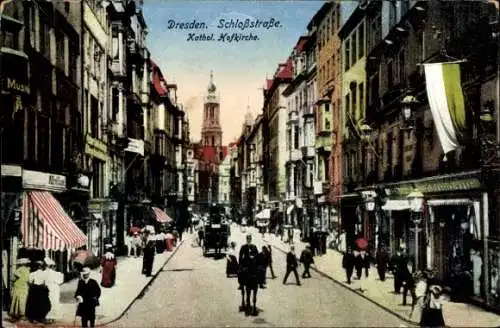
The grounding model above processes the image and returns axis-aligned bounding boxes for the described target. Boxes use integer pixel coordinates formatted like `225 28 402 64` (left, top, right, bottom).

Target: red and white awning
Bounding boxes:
22 191 87 251
152 206 173 223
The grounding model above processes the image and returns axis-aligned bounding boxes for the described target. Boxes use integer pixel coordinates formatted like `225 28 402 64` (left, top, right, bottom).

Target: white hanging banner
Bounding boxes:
424 63 467 155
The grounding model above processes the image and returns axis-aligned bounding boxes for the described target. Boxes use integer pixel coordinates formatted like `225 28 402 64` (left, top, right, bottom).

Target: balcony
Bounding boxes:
303 104 315 117
301 146 315 159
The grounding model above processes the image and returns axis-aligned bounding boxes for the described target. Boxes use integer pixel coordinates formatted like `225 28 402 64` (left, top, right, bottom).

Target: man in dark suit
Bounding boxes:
75 267 101 328
283 245 301 286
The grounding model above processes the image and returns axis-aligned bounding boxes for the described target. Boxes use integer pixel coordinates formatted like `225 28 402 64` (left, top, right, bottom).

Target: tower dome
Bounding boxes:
205 70 219 103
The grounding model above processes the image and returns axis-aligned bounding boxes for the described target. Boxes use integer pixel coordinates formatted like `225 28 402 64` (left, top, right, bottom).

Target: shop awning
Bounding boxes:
286 205 294 215
427 199 472 206
22 191 87 251
382 200 411 211
256 209 271 219
152 206 173 223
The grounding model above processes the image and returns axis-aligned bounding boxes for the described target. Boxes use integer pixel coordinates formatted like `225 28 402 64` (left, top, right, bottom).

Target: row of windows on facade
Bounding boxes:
286 161 326 193
317 7 340 51
344 21 365 72
287 84 316 114
287 122 315 150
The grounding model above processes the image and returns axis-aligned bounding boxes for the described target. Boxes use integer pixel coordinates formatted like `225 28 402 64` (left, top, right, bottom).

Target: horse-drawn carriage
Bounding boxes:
202 204 230 256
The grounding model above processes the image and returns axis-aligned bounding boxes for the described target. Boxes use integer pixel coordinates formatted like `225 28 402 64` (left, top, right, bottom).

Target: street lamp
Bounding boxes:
407 190 424 269
365 198 376 211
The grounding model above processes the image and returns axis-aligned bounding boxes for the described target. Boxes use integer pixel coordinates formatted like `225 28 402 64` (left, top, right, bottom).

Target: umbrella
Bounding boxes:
130 226 141 234
71 250 99 268
355 238 368 250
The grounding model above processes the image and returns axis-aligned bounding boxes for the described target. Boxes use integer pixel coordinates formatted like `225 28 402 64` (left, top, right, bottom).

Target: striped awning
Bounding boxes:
152 206 173 223
22 191 87 251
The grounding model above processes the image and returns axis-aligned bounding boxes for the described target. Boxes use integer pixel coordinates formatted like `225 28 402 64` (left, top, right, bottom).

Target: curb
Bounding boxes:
266 241 419 327
99 239 185 326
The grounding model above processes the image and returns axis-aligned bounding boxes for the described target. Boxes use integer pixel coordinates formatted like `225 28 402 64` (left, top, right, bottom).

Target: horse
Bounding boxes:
238 253 259 316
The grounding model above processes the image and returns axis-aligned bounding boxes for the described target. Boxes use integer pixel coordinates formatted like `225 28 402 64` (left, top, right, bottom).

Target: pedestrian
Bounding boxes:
226 241 239 278
8 258 30 321
131 232 142 257
391 248 405 293
376 247 389 281
410 271 427 321
142 232 156 277
43 257 64 323
342 248 356 284
100 244 117 288
299 244 314 278
26 260 51 323
263 244 276 279
197 226 204 247
360 250 370 278
400 261 416 306
283 245 301 286
75 267 101 328
354 249 363 279
257 246 269 288
419 285 445 327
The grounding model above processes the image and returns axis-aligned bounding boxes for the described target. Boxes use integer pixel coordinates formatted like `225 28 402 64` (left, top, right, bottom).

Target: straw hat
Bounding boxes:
17 258 30 265
430 285 443 295
81 267 91 276
44 257 55 266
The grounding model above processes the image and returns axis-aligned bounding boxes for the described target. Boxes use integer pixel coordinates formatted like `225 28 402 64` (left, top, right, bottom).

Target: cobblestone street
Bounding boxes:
111 226 410 327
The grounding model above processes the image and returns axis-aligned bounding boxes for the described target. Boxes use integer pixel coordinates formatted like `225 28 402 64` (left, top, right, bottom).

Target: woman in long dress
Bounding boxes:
101 244 117 288
26 260 51 323
9 258 30 321
43 257 64 323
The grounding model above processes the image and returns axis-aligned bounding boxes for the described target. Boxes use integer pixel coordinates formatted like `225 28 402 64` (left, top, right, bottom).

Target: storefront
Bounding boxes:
19 169 87 275
381 170 488 301
340 193 363 250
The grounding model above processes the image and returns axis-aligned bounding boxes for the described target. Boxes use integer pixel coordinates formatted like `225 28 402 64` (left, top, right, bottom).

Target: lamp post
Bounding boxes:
407 190 424 270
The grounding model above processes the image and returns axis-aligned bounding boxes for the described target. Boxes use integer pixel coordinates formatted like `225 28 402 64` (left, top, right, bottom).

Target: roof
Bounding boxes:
150 60 167 97
195 145 229 164
264 58 293 93
338 5 366 40
295 36 309 52
307 2 333 30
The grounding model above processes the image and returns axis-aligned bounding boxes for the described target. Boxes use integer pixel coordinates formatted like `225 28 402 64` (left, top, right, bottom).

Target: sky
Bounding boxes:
143 1 358 144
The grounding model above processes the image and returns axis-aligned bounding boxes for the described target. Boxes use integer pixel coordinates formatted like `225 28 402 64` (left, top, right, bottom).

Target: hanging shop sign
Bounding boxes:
22 170 66 192
125 138 144 156
384 174 482 198
85 135 109 162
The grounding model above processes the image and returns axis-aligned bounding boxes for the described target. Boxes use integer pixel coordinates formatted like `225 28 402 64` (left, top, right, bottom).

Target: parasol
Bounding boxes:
130 226 141 234
71 250 99 268
355 237 368 250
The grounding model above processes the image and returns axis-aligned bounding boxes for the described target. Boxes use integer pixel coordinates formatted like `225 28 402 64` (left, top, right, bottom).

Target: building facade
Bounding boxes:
312 2 342 235
263 60 292 221
359 0 498 309
283 36 309 236
339 4 369 250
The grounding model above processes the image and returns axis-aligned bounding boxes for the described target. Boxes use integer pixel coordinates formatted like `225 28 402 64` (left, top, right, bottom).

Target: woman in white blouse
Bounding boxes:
43 257 64 323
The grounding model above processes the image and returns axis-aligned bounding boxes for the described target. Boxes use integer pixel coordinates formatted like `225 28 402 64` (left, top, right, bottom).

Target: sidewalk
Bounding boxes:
2 237 185 327
261 228 500 328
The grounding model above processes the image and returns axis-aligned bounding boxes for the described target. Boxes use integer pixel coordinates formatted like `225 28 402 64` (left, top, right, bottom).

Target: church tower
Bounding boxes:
201 71 222 147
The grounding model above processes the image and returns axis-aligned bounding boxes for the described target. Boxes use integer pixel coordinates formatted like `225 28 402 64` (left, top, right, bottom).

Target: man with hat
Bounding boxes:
75 267 101 328
299 244 314 279
43 257 64 323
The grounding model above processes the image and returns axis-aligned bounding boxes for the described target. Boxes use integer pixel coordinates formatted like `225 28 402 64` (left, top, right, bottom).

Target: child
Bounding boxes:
226 242 238 277
420 285 445 327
